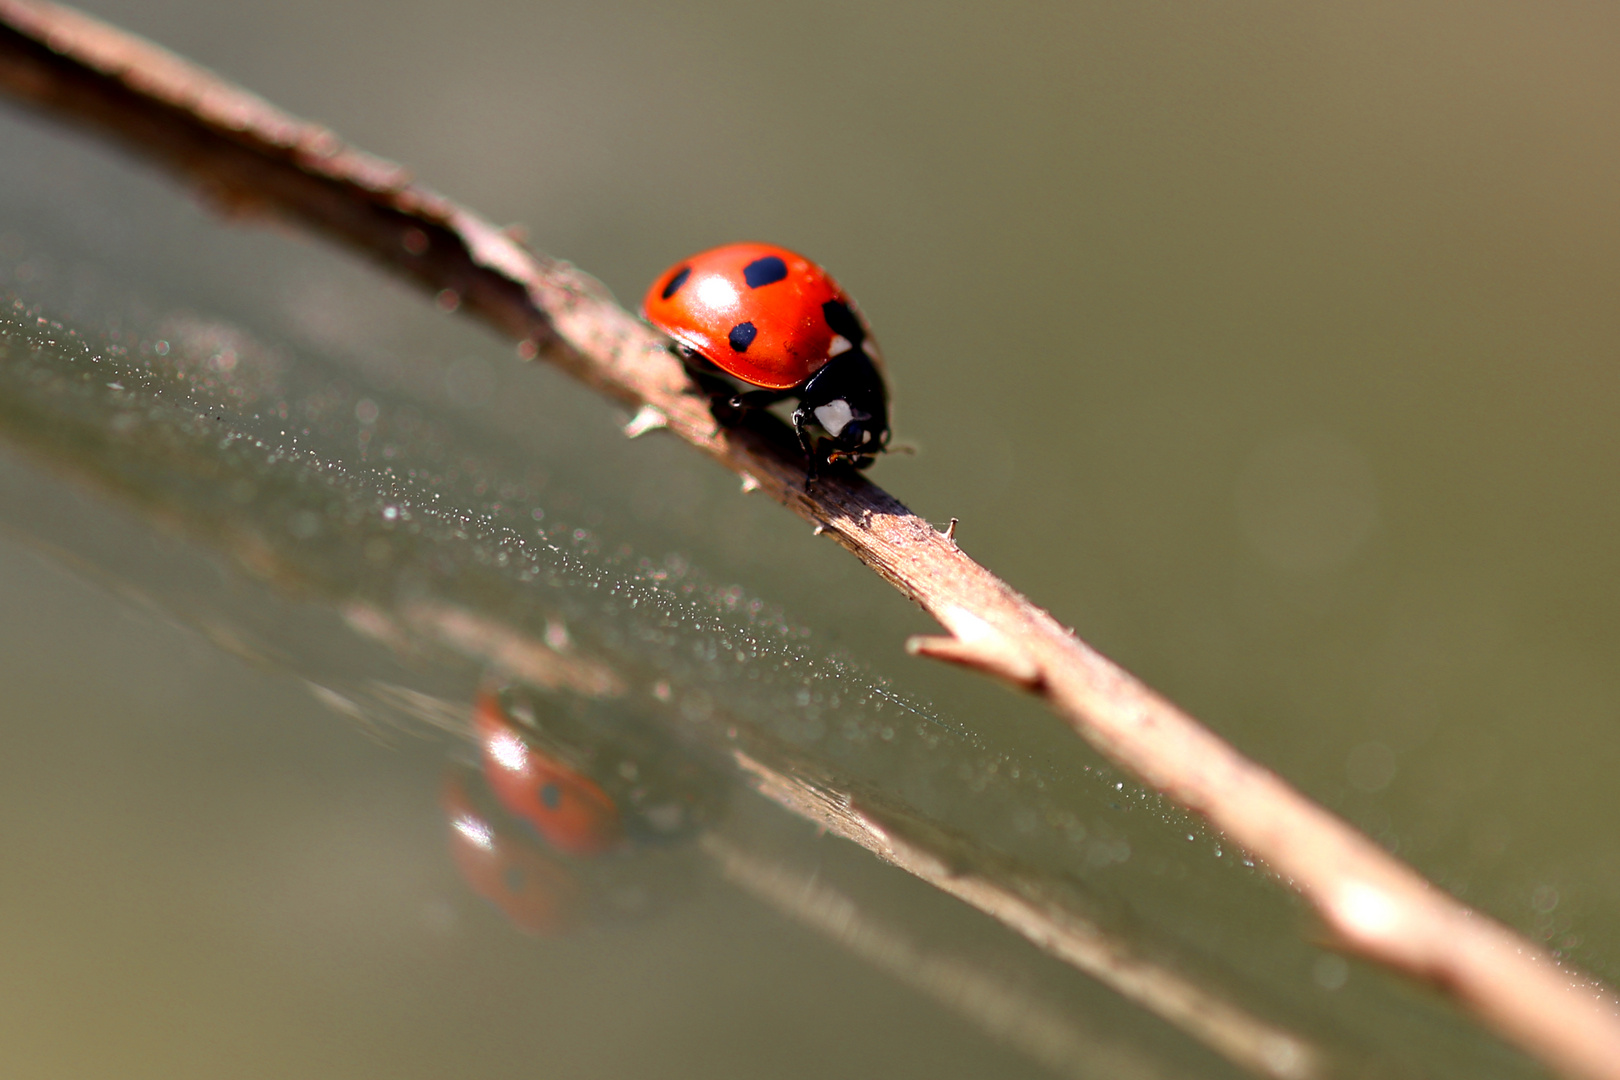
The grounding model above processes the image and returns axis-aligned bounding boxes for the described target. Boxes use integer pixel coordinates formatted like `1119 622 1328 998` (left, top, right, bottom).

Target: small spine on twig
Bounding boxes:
622 404 668 439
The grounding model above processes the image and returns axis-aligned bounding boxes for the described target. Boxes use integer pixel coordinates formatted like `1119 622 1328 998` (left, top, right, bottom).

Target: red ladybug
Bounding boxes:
643 243 890 475
472 691 622 857
442 774 582 935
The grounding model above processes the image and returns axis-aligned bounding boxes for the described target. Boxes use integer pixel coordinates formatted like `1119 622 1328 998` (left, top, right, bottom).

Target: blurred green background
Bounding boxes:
1 1 1617 1077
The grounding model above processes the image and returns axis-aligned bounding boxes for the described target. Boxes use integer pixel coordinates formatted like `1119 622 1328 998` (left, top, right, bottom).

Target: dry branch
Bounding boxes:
0 2 1616 1076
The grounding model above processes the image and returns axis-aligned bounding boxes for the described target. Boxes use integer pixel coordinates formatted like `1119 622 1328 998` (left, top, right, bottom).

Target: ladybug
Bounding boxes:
643 242 890 476
472 690 622 857
442 774 582 935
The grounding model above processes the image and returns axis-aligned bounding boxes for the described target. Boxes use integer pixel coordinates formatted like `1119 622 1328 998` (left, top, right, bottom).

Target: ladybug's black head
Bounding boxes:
793 349 890 473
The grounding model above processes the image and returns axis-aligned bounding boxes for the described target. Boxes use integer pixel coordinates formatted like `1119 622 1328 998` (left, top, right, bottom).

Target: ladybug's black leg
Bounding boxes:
686 366 740 404
674 348 793 420
678 360 752 422
792 406 821 488
728 388 792 411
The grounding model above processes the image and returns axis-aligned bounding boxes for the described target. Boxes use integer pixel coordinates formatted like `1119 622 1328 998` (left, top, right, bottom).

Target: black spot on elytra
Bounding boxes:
660 266 692 300
540 782 561 810
728 321 758 351
743 256 788 288
821 299 864 344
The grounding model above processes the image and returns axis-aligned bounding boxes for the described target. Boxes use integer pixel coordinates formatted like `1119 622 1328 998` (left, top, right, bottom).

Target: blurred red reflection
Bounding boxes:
472 690 623 856
441 774 582 935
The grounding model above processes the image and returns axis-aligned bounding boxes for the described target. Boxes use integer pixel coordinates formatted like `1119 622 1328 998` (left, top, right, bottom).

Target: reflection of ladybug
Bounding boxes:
446 688 719 937
473 691 622 856
441 775 581 935
643 243 890 475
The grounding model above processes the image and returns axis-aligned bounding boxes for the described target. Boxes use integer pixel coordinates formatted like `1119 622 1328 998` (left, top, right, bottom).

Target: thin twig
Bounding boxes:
0 3 1615 1075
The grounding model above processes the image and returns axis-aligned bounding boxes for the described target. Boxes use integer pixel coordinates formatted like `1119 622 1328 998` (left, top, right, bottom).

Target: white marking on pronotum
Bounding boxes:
827 334 853 357
813 398 855 436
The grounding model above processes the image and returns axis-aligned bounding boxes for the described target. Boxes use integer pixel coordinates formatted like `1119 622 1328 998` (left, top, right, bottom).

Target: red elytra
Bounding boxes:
441 774 581 935
642 242 864 391
472 691 622 857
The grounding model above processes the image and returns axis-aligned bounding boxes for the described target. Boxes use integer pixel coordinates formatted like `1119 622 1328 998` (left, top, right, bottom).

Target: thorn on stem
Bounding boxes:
739 472 761 494
943 517 958 543
543 619 571 652
907 605 1042 689
622 404 668 439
